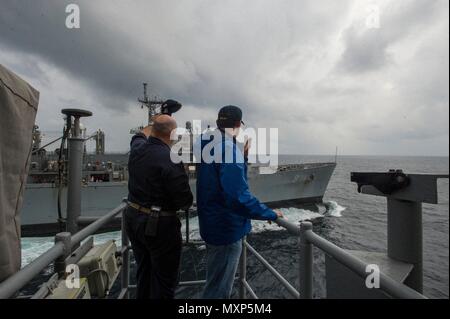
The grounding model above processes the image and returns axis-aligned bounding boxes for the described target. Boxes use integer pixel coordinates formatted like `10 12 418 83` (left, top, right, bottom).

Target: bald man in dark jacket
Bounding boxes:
125 115 193 299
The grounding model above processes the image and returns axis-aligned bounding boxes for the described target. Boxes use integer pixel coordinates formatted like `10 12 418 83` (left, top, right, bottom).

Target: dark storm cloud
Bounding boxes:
0 0 275 111
0 0 179 111
0 0 352 113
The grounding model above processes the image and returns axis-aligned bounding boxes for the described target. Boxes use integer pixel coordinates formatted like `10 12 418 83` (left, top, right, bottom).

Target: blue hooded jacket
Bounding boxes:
196 129 277 245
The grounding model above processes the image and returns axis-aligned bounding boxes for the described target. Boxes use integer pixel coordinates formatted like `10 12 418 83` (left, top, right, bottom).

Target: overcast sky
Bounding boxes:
1 0 448 155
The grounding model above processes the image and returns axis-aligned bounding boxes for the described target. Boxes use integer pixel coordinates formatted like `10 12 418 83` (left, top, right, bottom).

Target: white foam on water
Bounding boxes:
251 207 324 233
181 215 201 241
180 207 325 239
324 201 346 217
21 237 55 269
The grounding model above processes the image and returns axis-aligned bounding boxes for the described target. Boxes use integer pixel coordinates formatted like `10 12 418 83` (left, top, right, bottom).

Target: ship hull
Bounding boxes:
21 162 336 236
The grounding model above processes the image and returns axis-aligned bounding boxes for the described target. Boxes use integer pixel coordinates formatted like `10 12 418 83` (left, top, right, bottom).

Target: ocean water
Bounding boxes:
20 155 449 299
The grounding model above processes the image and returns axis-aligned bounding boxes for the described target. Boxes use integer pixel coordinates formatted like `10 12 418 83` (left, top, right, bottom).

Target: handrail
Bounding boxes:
71 201 127 246
275 217 301 236
244 241 300 298
304 227 426 299
0 201 127 299
0 243 65 299
273 218 427 299
0 202 428 300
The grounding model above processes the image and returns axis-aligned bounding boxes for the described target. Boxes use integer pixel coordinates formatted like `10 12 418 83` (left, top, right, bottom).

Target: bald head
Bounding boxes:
152 115 177 141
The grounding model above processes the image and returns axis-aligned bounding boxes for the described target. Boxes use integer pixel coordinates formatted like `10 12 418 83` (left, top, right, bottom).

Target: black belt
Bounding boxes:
128 202 177 217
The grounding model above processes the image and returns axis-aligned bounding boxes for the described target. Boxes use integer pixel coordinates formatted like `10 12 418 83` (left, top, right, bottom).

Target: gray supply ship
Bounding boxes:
21 84 336 236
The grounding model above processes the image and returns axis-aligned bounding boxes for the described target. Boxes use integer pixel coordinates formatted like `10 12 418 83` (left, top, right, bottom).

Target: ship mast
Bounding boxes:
138 82 164 125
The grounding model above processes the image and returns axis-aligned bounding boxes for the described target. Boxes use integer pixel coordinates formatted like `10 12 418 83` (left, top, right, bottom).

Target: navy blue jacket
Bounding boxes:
127 134 193 211
196 130 277 245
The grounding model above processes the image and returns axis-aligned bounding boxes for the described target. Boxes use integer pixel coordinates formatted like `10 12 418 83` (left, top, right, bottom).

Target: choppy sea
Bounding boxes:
20 155 449 299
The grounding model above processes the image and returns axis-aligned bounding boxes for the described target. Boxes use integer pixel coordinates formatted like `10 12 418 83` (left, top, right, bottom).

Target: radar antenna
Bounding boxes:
138 82 164 125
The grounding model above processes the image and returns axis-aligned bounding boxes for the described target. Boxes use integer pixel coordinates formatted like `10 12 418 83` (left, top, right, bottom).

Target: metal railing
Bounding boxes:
0 201 127 299
296 222 426 299
0 200 427 299
236 218 426 299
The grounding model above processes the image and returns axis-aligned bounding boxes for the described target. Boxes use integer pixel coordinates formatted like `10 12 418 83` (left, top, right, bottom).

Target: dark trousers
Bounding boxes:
124 206 182 299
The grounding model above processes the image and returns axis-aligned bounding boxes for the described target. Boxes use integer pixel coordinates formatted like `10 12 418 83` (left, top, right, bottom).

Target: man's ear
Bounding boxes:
235 121 242 128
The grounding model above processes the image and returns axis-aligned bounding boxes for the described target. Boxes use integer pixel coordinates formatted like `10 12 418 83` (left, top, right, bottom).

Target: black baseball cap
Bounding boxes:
217 105 245 128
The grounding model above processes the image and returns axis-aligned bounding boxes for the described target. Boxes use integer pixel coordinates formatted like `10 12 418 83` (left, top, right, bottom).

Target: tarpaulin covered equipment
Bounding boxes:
0 64 39 282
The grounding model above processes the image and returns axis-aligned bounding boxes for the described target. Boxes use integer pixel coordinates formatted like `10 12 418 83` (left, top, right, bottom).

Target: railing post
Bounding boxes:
54 232 72 277
299 222 313 299
185 209 190 244
121 207 130 299
387 199 423 293
239 236 247 299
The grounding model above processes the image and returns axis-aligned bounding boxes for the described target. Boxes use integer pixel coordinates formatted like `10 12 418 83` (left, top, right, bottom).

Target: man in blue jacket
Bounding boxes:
197 105 283 299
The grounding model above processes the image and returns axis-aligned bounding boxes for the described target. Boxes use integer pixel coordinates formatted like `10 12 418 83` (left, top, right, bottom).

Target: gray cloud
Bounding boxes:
337 0 444 74
0 0 448 155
